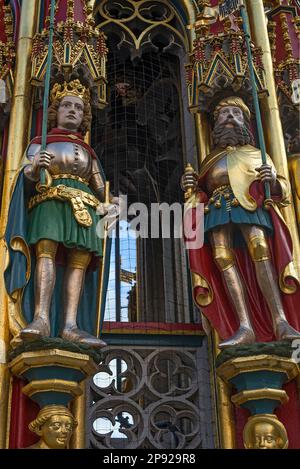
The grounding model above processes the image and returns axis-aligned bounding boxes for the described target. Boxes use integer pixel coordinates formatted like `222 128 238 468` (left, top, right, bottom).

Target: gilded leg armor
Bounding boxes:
209 225 255 348
213 245 235 271
61 248 107 348
20 239 58 340
241 225 300 340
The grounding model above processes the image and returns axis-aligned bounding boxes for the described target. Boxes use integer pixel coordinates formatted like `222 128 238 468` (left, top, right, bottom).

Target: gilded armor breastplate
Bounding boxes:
205 155 230 194
28 141 92 179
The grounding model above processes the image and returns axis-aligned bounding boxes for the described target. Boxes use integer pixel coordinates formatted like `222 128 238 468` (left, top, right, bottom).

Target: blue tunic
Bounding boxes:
204 186 273 246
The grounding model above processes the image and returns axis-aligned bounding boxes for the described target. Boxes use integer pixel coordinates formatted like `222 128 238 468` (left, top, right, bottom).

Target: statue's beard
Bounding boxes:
212 121 254 148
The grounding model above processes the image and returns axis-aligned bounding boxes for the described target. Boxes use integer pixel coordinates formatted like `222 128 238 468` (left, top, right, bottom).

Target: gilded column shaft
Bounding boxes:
0 0 39 449
211 330 236 449
0 0 39 236
70 382 87 449
246 0 300 278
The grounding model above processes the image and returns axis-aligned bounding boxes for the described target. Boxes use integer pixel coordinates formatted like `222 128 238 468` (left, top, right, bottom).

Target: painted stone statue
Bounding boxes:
28 405 77 450
182 96 300 348
4 80 114 348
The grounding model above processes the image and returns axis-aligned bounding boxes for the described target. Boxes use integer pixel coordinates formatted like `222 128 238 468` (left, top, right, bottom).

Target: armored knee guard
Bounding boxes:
213 245 235 271
248 235 270 262
67 248 92 270
35 239 58 260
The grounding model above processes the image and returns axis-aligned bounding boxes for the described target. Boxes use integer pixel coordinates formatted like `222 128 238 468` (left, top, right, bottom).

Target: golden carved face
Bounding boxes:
39 415 74 449
253 422 283 449
244 414 288 450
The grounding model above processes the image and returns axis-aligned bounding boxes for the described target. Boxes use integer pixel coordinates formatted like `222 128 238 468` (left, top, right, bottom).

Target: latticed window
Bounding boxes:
87 0 215 449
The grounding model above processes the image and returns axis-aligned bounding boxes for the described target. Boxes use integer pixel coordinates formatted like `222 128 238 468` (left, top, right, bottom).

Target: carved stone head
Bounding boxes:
212 96 254 148
48 80 92 135
243 414 288 450
28 405 78 449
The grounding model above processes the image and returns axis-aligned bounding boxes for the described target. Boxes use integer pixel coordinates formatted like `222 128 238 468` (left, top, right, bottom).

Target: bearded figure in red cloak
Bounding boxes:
182 97 300 348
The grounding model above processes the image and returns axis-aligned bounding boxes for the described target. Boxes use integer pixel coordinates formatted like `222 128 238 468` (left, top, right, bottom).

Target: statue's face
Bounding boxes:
217 105 244 128
253 423 282 449
57 95 84 131
40 415 74 449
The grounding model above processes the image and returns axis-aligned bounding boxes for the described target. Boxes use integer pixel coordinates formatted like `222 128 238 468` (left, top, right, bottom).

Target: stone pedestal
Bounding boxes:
216 343 300 449
8 339 100 448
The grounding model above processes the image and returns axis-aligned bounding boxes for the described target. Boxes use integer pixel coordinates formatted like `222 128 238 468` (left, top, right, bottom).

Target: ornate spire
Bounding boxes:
0 0 15 85
186 0 267 112
267 0 300 107
31 0 108 109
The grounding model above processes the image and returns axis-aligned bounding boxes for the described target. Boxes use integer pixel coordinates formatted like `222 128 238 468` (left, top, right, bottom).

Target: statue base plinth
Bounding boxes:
215 342 299 448
216 342 299 415
8 338 100 407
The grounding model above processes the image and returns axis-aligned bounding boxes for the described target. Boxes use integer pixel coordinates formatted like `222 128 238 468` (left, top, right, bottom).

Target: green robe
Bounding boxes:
27 178 103 257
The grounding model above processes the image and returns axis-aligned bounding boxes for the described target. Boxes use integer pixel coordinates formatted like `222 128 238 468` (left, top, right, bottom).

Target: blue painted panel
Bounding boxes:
23 366 85 383
103 333 204 347
241 399 282 415
30 391 72 407
231 371 286 392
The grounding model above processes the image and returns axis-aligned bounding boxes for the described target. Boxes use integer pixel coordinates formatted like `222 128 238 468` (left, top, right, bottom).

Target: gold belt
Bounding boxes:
212 184 231 197
51 174 89 185
205 185 239 213
28 184 102 227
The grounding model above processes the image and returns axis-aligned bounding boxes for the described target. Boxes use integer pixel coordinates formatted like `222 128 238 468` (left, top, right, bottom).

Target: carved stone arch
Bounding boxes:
93 0 190 59
91 0 197 39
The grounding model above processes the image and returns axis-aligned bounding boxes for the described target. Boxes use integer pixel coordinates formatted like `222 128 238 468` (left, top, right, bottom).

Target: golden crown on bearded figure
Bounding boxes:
50 80 91 105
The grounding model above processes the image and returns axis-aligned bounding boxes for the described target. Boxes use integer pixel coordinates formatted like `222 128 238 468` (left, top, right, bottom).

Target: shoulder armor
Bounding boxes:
27 143 41 160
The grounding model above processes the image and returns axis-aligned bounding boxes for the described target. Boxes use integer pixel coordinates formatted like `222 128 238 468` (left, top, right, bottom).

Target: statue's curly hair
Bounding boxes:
29 405 78 435
48 98 92 135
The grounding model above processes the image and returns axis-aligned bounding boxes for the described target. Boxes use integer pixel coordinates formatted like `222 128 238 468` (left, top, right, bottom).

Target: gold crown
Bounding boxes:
50 80 90 105
214 96 251 121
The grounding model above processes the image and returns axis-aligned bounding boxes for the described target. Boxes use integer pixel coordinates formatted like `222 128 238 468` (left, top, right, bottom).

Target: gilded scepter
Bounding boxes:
96 180 111 339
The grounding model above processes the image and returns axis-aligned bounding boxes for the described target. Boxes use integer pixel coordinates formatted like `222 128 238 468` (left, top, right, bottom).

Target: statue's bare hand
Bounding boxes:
38 150 54 169
110 196 120 206
98 197 120 217
255 164 277 186
32 151 54 177
180 172 198 192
